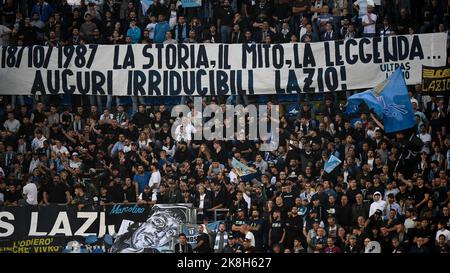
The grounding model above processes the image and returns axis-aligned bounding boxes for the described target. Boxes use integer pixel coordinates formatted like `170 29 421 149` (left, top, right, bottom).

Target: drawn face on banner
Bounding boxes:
111 206 193 253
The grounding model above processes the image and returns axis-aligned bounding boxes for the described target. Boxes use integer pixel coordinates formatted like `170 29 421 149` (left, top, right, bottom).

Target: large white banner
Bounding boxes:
0 33 446 96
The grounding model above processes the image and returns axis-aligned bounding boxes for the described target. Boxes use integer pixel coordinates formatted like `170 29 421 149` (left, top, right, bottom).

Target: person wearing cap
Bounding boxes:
69 152 82 169
344 235 361 253
223 234 244 253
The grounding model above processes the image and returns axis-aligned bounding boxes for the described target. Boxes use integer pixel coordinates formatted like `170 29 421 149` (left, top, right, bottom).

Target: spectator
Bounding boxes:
31 0 54 23
361 5 377 37
126 19 141 44
193 224 213 253
154 14 170 44
72 184 94 211
321 22 338 41
174 233 193 253
217 0 234 44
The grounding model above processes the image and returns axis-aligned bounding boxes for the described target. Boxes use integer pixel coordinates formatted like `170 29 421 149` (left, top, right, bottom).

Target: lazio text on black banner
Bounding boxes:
422 65 450 94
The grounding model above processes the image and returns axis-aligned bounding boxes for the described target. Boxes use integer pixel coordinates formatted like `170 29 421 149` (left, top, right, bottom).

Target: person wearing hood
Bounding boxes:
369 192 386 218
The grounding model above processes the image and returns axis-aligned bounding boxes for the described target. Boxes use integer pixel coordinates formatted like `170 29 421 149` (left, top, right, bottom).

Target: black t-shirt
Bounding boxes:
211 190 226 208
248 217 264 238
346 188 362 205
281 192 295 210
109 184 124 203
32 110 46 124
396 189 411 202
264 184 276 200
48 183 69 204
270 220 284 243
124 186 137 202
412 185 430 207
99 192 112 204
196 233 212 253
275 204 289 221
4 190 22 203
430 186 447 204
233 217 248 238
217 7 234 26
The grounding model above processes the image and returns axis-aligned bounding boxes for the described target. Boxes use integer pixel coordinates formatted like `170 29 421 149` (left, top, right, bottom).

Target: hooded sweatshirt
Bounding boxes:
369 191 386 217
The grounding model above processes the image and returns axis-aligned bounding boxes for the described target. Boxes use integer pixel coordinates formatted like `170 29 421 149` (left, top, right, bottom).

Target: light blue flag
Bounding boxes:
324 155 342 173
140 0 154 16
346 68 415 133
181 0 202 8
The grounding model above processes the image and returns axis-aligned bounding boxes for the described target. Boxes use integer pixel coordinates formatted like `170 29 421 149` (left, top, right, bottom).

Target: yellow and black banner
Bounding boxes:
422 65 450 94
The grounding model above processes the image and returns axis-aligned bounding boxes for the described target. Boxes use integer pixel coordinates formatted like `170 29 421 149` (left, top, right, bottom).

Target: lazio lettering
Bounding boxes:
0 33 446 95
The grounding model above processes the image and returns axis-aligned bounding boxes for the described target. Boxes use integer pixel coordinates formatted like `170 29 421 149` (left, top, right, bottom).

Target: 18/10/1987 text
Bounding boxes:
177 257 272 271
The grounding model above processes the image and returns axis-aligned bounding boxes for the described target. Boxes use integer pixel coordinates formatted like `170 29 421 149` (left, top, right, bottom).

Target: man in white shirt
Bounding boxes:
241 224 256 247
149 163 161 200
22 180 38 205
52 140 70 155
417 124 432 154
31 130 47 151
3 113 20 134
435 221 450 243
361 5 377 37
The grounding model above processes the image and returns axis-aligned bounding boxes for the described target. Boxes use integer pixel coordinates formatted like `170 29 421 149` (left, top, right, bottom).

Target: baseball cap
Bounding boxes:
311 195 320 201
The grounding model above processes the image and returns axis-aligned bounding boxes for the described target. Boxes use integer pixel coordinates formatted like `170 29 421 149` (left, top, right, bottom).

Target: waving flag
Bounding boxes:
346 68 415 133
324 155 342 173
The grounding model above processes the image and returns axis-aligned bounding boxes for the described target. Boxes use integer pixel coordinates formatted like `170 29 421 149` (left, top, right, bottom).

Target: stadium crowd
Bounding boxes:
0 0 450 254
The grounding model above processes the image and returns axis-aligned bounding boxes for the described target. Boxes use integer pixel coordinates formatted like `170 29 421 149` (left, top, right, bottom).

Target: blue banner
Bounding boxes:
181 0 202 8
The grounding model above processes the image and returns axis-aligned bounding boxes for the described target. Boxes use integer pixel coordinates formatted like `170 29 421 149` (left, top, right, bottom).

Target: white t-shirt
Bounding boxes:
23 183 38 205
436 229 450 242
362 13 377 34
69 160 82 169
199 193 206 209
3 119 20 133
245 231 256 247
146 22 157 39
149 171 161 192
354 0 375 18
418 133 432 154
52 145 69 155
32 136 47 151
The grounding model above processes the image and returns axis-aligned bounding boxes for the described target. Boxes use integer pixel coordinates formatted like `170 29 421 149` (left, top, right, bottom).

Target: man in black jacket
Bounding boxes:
174 233 193 253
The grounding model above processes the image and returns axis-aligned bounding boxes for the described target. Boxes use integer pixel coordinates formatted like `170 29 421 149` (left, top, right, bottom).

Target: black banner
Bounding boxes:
105 203 152 225
422 65 450 94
